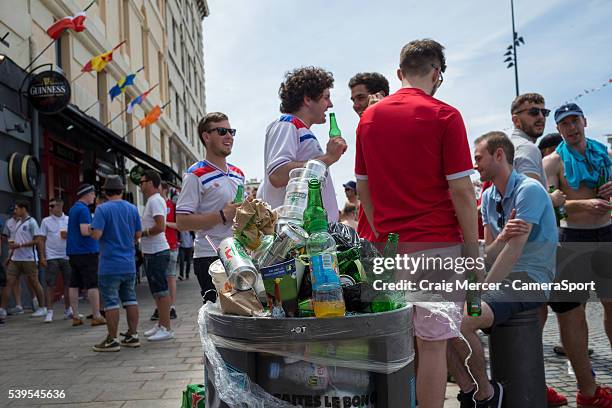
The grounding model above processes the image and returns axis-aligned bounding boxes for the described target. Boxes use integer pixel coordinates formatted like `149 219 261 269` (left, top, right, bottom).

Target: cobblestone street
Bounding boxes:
0 279 609 407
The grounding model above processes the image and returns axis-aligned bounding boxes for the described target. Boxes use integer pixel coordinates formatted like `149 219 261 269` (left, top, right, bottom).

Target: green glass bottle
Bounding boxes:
466 272 482 317
371 233 402 313
548 185 567 222
328 112 341 138
596 168 608 198
337 247 363 283
233 184 244 204
303 179 327 234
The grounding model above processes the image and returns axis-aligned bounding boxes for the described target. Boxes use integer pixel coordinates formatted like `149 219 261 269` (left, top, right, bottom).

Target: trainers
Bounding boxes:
147 326 174 341
31 307 47 317
44 310 53 323
120 333 140 348
576 386 612 408
547 386 568 407
0 308 7 321
458 388 476 408
144 323 160 337
170 308 177 319
475 382 503 408
8 305 24 315
91 316 106 326
32 297 39 310
92 335 120 352
63 308 73 320
72 315 84 326
150 308 159 321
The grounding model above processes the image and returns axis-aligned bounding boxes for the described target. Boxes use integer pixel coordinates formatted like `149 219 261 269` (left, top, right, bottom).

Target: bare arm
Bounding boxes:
485 223 532 283
269 161 309 188
176 202 239 232
80 223 92 237
90 229 102 240
166 221 177 229
356 179 378 237
143 215 166 237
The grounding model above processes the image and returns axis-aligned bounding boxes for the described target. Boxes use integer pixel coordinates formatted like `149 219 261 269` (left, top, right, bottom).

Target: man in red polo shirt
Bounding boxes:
355 39 478 408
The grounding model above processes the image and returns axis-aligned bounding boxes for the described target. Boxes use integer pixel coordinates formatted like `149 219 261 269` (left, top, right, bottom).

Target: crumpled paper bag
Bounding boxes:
232 199 277 250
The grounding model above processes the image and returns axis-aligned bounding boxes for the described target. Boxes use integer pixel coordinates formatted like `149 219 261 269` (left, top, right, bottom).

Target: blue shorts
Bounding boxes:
99 273 138 310
167 249 178 278
143 250 170 298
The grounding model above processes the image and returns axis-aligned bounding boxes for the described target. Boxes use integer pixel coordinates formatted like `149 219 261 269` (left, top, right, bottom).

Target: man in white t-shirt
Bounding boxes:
176 112 244 303
140 170 174 341
0 200 47 322
257 66 347 222
39 197 71 322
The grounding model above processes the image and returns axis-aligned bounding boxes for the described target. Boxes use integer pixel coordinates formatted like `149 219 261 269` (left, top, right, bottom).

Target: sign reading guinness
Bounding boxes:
28 70 71 114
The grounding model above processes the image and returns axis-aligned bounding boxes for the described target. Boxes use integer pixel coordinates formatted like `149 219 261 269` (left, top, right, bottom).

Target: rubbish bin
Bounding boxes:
198 303 415 408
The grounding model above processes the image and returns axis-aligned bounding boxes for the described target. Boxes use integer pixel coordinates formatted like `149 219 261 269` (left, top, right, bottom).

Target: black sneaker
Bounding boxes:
120 333 140 348
170 308 177 319
92 335 120 352
150 308 159 321
475 382 503 408
458 388 476 408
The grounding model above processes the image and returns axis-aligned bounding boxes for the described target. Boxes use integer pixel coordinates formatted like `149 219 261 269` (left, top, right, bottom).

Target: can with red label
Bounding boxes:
218 237 258 291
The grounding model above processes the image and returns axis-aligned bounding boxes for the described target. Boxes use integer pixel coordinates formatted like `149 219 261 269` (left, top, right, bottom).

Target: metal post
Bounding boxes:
510 0 520 97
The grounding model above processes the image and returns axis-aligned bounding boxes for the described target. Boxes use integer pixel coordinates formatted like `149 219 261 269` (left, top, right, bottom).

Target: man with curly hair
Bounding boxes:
257 66 347 222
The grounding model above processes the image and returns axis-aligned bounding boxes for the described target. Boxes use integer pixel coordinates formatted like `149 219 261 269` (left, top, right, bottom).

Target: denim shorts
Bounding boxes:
167 249 178 278
99 273 138 310
143 250 170 298
45 258 71 287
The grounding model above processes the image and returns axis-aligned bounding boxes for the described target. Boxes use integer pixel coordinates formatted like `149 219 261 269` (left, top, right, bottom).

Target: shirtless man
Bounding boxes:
543 103 612 406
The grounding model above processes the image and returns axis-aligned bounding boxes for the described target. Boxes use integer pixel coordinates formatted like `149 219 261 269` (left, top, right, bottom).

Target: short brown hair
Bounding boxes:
197 112 229 147
279 66 334 114
511 93 545 114
348 72 390 96
342 203 356 215
399 39 446 77
474 131 515 165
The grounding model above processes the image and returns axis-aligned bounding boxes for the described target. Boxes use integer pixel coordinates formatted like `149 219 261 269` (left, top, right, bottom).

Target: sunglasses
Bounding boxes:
207 127 236 136
430 64 444 86
513 107 551 117
49 204 57 208
496 198 505 229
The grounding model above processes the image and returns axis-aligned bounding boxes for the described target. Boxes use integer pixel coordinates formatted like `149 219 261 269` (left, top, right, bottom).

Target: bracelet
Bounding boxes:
219 210 227 225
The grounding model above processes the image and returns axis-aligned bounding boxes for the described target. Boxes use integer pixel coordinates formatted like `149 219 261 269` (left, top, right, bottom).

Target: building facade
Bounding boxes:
0 0 208 220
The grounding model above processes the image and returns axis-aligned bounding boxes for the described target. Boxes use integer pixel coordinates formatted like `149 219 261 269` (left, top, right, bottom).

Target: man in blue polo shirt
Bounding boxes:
67 184 104 327
448 131 558 408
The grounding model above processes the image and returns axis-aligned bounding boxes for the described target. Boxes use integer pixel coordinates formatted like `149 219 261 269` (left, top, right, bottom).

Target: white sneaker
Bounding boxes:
147 326 174 341
44 310 53 323
144 324 160 337
32 297 39 310
31 307 47 317
0 308 7 320
8 305 24 315
63 307 73 319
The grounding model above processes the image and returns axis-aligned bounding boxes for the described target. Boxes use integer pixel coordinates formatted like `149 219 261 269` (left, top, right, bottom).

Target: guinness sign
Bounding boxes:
27 70 71 114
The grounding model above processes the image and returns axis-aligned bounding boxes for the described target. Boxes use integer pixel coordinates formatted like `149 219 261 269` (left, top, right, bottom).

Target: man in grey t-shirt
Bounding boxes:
510 93 565 207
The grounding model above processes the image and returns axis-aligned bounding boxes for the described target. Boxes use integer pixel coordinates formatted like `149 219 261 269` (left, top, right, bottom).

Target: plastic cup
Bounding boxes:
288 167 321 182
304 159 328 181
60 229 67 239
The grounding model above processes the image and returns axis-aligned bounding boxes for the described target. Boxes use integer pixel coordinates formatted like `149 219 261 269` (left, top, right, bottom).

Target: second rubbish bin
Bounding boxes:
199 304 416 408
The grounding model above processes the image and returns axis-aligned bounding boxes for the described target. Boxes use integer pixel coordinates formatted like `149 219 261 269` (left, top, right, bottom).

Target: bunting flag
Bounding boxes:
109 74 136 101
561 76 612 106
139 105 162 128
81 41 126 73
46 12 87 40
127 85 157 114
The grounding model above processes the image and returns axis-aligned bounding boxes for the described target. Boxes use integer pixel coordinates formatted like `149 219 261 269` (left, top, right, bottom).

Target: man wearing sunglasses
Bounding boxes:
176 112 245 304
258 66 347 222
449 131 557 408
543 103 612 407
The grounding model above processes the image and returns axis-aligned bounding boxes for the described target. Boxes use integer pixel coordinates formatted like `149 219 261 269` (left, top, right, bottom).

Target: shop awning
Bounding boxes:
58 104 181 184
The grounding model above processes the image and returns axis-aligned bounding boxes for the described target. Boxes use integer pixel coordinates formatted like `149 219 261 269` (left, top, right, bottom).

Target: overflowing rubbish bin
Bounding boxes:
198 303 415 408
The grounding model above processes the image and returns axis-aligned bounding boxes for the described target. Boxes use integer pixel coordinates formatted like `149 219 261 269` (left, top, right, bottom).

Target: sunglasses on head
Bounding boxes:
495 198 505 229
207 127 236 136
514 107 551 117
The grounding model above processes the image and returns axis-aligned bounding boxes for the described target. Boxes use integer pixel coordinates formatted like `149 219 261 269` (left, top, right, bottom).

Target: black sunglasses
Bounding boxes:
431 64 444 86
513 107 551 117
207 127 236 136
49 204 57 208
495 198 505 229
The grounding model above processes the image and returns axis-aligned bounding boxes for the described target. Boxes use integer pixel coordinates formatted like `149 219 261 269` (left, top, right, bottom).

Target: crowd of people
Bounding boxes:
0 37 610 407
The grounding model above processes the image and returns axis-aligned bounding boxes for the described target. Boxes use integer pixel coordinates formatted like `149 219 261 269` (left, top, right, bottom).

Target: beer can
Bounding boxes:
259 223 308 268
218 237 258 291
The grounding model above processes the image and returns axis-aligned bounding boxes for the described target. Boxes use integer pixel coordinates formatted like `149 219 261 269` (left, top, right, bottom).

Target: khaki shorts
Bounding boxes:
7 261 39 278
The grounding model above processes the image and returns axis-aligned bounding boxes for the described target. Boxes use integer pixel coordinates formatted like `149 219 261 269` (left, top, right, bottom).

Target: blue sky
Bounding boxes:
202 0 612 203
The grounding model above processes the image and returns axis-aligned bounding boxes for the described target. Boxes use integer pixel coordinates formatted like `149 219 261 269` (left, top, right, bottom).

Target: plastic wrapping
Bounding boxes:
198 302 416 407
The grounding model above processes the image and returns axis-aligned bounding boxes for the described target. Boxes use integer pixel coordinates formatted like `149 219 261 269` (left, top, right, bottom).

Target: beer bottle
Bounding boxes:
337 247 363 283
371 233 402 313
328 112 341 138
466 272 482 317
596 168 608 198
233 184 244 204
303 179 327 234
548 185 567 222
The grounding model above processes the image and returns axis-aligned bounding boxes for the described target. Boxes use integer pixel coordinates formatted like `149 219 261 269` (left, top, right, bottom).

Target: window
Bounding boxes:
172 20 178 54
97 72 108 123
55 35 63 70
175 92 180 125
142 28 148 81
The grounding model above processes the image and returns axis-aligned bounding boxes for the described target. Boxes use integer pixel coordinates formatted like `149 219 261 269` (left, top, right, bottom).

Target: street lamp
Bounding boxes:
502 0 525 97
